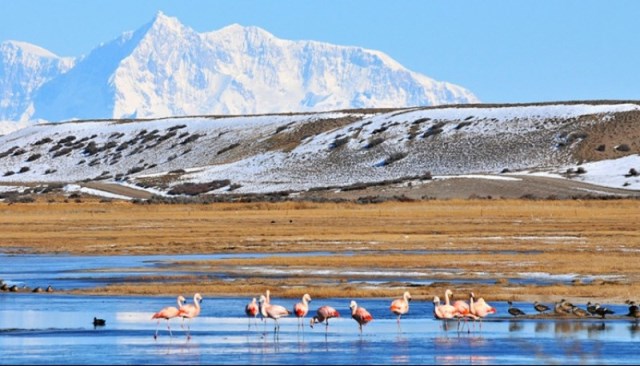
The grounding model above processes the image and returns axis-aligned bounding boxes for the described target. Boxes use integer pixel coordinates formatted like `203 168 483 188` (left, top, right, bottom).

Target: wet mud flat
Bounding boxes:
1 199 640 303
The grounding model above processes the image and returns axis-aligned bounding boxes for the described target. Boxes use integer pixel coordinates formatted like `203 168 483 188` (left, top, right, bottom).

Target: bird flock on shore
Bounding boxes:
149 289 640 339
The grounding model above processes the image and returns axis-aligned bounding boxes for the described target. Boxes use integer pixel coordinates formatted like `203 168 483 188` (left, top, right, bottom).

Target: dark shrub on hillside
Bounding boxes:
217 142 241 155
168 180 231 196
26 153 41 162
34 137 53 146
126 166 145 175
53 147 73 157
18 166 30 174
180 133 203 145
364 137 384 149
12 148 26 156
83 141 99 156
595 144 606 152
625 168 639 177
329 136 350 150
615 144 631 152
379 152 408 166
44 169 57 175
4 171 15 176
167 124 187 132
57 135 76 144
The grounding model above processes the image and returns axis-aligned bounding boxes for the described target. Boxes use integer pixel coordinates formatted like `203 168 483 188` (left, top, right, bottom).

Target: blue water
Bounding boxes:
0 251 591 291
0 294 638 365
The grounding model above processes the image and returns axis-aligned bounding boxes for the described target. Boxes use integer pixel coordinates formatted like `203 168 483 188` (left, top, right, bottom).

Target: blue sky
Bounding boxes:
2 0 638 103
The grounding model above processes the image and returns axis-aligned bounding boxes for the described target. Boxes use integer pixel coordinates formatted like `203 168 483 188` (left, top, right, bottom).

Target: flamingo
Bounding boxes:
259 294 290 335
310 305 340 333
350 300 373 334
432 295 458 320
151 295 186 339
293 294 312 330
469 292 496 330
178 293 203 339
390 291 412 323
245 297 259 329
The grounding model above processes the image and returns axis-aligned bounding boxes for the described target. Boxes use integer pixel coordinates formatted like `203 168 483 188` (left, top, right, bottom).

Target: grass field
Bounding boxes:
1 198 639 303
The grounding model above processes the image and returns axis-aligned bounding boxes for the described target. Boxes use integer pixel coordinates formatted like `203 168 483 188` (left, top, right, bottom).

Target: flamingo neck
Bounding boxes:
470 295 476 314
193 295 200 310
177 297 184 307
445 291 451 306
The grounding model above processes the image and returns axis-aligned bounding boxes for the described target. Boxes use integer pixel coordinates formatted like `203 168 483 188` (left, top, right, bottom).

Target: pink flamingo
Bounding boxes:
451 290 477 331
390 291 412 324
293 294 312 330
245 297 259 329
310 305 340 333
178 293 203 339
259 294 290 335
151 295 186 339
469 292 496 330
350 300 373 335
432 295 458 320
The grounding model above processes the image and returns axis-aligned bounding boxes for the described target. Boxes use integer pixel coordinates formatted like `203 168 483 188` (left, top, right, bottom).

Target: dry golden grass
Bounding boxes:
3 198 640 303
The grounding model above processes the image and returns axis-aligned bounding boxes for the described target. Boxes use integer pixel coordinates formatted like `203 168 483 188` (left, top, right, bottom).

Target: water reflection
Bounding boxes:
508 320 524 332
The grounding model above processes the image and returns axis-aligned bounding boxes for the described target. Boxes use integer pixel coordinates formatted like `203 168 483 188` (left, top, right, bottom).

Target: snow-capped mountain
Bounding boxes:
0 41 74 121
0 12 478 125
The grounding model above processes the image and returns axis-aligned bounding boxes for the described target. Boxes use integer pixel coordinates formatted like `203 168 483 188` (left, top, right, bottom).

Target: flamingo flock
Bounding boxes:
150 288 634 339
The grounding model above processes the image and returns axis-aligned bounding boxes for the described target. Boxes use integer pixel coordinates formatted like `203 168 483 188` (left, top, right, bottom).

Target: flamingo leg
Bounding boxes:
167 319 173 337
154 320 160 339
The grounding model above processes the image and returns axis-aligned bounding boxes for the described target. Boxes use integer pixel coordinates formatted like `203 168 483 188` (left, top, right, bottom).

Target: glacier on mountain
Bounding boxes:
0 11 478 127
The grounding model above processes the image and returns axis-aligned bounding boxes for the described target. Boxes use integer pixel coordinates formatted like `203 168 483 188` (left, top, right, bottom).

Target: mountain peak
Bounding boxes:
144 11 187 35
1 40 61 59
2 13 478 122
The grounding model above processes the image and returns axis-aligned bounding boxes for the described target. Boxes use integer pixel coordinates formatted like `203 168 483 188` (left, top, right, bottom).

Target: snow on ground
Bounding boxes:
514 154 640 190
1 103 639 196
63 184 132 200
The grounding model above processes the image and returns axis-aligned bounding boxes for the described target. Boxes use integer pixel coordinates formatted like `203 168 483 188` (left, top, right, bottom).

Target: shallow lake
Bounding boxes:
0 294 638 365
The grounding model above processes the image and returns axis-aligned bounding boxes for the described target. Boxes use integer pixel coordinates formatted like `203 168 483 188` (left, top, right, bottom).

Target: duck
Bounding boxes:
533 301 550 314
594 304 615 319
586 302 598 316
626 300 640 319
93 317 106 327
571 305 590 317
507 301 526 317
554 299 574 315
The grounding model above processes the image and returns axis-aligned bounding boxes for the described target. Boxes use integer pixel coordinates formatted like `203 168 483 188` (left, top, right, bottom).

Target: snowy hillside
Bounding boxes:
0 12 478 125
0 102 639 200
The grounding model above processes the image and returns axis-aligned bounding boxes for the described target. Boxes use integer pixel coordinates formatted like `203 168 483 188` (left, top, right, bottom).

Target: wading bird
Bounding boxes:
151 295 186 339
390 291 412 324
469 292 496 330
350 300 373 335
245 297 259 329
259 294 290 335
294 294 312 330
178 293 203 339
433 296 458 320
310 305 340 333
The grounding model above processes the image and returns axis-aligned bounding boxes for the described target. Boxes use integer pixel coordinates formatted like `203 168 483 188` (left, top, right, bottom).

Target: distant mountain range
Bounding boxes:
0 11 478 126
